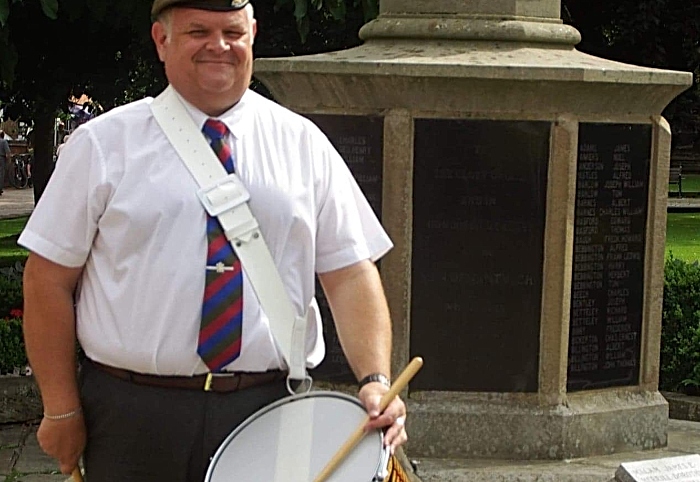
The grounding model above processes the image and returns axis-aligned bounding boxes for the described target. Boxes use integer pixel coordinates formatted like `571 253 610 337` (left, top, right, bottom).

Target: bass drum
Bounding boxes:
205 391 390 482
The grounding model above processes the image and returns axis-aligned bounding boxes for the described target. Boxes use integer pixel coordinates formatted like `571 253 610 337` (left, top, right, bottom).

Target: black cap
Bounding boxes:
151 0 250 19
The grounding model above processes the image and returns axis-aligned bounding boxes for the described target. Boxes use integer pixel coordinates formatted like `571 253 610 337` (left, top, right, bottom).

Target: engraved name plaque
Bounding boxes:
615 454 700 482
411 119 550 392
567 123 651 391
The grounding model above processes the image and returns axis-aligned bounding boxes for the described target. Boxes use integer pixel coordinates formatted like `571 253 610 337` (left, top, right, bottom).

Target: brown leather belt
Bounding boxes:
88 359 287 393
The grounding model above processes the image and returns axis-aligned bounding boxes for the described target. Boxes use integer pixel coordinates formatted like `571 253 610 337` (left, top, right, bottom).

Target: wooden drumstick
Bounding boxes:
71 467 83 482
312 356 424 482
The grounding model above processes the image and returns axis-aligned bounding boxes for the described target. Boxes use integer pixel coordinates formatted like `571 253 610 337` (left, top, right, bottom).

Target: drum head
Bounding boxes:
205 391 385 482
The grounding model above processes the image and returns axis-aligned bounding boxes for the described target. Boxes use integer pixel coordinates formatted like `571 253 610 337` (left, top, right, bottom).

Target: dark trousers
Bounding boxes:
79 360 289 482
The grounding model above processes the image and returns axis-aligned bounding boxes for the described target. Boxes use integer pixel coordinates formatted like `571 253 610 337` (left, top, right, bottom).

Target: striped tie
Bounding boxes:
197 119 243 372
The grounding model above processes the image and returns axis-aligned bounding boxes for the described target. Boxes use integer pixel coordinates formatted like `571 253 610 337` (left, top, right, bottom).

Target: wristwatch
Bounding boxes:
358 373 391 389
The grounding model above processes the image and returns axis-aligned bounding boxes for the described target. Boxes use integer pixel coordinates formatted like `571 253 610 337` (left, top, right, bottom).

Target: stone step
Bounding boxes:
410 417 700 481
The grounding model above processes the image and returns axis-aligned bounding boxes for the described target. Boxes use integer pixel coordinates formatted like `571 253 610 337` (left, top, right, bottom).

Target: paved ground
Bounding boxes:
414 418 700 481
0 188 34 220
668 196 700 211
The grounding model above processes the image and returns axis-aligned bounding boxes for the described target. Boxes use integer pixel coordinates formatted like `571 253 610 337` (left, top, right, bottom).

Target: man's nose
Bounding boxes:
207 34 231 52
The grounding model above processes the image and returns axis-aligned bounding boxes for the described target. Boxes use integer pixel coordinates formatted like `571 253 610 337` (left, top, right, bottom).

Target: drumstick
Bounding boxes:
312 356 423 482
70 467 83 482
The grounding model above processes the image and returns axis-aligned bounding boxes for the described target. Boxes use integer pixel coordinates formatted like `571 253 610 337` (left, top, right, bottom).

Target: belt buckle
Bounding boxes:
203 372 237 392
204 373 214 391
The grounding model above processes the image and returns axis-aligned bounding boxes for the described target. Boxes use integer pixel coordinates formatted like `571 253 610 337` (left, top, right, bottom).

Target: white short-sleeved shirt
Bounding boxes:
18 88 393 375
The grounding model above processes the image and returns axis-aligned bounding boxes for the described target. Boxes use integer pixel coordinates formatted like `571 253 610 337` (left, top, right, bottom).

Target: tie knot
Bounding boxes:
203 119 229 141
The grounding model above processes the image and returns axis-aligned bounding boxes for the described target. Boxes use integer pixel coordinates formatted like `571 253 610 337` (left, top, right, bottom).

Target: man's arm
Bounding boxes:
24 252 83 412
317 259 392 380
318 259 407 450
23 252 85 474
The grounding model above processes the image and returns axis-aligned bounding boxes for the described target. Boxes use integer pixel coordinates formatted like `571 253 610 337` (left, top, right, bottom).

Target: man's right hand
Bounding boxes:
36 414 86 475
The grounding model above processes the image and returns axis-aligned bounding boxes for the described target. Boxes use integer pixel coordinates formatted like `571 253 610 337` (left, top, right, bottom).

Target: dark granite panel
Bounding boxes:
411 119 550 392
567 123 651 391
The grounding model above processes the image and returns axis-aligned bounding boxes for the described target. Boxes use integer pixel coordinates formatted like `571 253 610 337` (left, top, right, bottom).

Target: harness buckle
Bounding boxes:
197 173 250 217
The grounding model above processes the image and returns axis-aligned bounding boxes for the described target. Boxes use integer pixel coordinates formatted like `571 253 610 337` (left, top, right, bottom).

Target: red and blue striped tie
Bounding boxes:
197 119 243 372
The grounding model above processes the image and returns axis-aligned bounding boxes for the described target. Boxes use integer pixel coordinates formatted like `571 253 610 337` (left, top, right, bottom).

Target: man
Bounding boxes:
0 130 10 195
19 1 407 481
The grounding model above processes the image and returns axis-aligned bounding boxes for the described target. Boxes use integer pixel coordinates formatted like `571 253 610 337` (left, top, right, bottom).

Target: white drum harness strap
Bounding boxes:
151 86 310 389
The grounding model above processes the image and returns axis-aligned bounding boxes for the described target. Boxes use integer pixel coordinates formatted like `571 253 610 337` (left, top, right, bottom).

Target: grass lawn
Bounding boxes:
670 173 700 198
666 212 700 262
683 174 700 193
667 173 700 262
0 216 29 267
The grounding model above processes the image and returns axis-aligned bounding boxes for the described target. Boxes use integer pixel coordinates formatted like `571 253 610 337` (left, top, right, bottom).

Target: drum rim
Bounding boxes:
205 390 385 481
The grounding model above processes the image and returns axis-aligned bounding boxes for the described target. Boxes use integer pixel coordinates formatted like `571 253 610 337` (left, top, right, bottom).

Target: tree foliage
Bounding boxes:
257 0 372 57
270 0 377 44
563 0 700 142
0 0 157 200
1 0 155 107
0 0 376 201
1 0 697 200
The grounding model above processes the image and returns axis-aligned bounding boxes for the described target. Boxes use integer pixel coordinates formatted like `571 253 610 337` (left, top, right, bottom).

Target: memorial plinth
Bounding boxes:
254 0 693 460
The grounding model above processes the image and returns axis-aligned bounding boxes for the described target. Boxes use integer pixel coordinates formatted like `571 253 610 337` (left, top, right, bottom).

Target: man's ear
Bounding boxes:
251 19 257 44
151 21 168 62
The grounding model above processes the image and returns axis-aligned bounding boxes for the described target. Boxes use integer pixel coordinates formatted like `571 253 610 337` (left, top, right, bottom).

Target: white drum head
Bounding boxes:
205 391 385 482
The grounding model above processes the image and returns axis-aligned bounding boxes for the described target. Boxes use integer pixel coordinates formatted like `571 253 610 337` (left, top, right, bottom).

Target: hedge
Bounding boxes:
0 261 25 374
660 255 700 392
0 316 26 374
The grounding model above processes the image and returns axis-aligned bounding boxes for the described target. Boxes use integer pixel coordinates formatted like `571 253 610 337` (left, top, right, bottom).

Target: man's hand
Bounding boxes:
358 382 408 453
36 414 86 475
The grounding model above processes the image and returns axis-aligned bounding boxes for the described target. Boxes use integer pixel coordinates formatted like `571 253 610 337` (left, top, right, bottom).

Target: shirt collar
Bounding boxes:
171 87 253 141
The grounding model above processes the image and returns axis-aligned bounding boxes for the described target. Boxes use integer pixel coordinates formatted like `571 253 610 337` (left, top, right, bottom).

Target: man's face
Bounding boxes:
151 7 257 116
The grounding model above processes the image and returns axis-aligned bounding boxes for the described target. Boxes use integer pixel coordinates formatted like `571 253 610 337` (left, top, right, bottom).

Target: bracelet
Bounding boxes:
358 373 391 390
43 407 82 420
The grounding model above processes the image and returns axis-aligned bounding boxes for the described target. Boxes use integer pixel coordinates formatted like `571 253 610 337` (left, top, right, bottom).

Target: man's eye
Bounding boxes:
189 30 207 36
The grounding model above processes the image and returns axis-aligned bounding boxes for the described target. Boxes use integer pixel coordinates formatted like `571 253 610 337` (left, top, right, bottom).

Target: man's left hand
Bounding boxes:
358 382 408 453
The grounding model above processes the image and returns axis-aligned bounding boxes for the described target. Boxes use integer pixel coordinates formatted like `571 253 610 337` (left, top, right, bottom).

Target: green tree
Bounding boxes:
0 0 377 202
0 0 156 202
563 0 700 145
264 0 377 45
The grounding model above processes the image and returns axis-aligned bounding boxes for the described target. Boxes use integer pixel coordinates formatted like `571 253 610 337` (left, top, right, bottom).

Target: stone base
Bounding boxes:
406 390 668 460
663 391 700 422
0 376 42 423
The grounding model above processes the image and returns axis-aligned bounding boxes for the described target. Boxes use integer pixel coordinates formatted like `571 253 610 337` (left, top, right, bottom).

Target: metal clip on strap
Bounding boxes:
197 173 250 217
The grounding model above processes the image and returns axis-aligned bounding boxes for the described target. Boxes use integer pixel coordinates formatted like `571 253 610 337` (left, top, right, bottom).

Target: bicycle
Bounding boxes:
9 153 32 189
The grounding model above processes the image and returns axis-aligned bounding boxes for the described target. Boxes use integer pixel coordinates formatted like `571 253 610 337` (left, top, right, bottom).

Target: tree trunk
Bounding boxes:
31 113 56 204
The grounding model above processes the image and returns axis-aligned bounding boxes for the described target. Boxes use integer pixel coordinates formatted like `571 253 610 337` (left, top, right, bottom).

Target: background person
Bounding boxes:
55 134 70 160
0 130 10 195
19 1 408 481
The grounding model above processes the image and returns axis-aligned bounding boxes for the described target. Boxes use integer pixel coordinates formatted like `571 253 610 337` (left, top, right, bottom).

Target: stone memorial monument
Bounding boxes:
254 0 693 460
